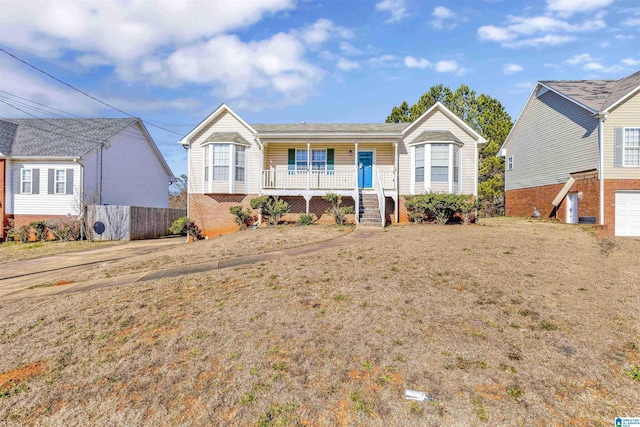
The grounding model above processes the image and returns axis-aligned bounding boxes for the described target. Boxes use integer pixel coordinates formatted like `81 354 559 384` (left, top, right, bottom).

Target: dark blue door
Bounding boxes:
358 151 373 188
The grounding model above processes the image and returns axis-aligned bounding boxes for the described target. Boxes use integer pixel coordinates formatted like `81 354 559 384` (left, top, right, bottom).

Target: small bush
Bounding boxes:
323 193 354 225
169 217 202 240
250 196 290 225
297 213 314 225
405 193 476 225
29 220 48 242
229 206 253 229
15 225 31 243
45 218 80 241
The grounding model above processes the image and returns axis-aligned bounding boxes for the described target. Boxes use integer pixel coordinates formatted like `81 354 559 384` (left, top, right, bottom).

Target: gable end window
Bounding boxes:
507 155 514 171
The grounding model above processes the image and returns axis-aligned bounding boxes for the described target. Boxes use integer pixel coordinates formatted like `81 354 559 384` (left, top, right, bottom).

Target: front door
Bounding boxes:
358 151 373 188
566 193 579 224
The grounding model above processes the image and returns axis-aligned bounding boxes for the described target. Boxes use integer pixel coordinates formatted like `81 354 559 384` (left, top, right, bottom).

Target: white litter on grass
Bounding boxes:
405 389 434 402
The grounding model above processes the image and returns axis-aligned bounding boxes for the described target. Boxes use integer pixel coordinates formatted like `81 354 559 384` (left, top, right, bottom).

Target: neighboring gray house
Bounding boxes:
1 118 175 240
501 70 640 236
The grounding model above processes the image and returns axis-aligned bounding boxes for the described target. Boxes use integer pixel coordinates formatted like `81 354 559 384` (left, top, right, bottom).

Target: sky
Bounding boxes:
0 0 638 180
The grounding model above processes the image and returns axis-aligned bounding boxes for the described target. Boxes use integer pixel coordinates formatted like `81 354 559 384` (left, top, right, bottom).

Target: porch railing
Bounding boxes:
262 170 356 190
377 168 395 191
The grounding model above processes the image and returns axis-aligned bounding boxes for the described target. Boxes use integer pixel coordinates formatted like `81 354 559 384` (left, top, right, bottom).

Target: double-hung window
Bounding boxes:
415 145 424 183
296 150 308 172
212 144 230 180
203 145 210 182
55 169 66 194
431 144 449 182
507 155 514 171
453 147 460 184
21 169 32 194
311 149 326 171
624 128 640 167
235 147 245 182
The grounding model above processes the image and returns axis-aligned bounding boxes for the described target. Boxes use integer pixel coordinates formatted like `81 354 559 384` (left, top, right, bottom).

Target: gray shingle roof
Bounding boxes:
0 118 138 157
252 123 408 134
410 130 463 144
204 132 250 145
541 70 640 112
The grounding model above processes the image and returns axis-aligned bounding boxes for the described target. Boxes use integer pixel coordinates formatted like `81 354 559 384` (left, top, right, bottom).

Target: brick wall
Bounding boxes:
0 159 5 240
398 195 411 224
602 179 640 237
505 176 600 222
10 214 77 241
189 194 257 238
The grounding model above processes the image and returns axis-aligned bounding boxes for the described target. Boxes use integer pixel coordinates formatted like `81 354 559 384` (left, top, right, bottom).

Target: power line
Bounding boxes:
0 47 185 137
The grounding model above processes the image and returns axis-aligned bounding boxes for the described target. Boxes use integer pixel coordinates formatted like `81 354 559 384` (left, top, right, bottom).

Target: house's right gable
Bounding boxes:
603 90 640 180
504 89 599 191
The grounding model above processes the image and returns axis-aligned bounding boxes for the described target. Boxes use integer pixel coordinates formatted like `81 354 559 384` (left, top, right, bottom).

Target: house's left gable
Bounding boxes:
183 105 258 194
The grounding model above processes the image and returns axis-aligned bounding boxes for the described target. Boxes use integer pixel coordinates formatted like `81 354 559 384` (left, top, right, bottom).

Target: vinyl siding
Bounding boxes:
188 111 258 194
604 92 640 179
9 160 80 215
504 90 599 191
402 109 478 195
99 123 171 208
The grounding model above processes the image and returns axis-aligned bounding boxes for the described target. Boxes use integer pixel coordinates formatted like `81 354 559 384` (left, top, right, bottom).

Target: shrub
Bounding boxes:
404 195 431 224
459 195 479 225
229 206 253 229
297 213 314 225
169 216 202 240
14 225 31 243
323 193 354 225
45 218 80 241
405 193 476 225
250 196 290 225
29 220 48 242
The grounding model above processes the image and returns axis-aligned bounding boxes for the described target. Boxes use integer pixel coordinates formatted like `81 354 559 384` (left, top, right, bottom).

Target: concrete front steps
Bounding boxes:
359 192 383 226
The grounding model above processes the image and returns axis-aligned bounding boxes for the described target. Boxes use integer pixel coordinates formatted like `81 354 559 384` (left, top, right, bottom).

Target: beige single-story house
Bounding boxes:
180 102 485 237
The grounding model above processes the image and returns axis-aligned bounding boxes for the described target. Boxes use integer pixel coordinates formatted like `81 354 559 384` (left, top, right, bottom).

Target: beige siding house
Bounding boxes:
180 102 485 238
501 70 640 236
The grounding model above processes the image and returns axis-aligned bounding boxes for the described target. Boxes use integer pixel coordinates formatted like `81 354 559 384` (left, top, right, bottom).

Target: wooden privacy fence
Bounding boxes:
89 205 186 241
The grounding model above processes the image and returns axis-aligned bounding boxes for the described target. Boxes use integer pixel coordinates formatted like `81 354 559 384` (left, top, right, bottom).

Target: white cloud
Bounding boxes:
600 41 610 48
430 6 467 29
404 56 432 69
546 0 613 16
583 62 604 70
336 58 360 71
615 34 636 40
565 53 594 64
621 58 640 66
300 19 353 45
375 0 410 23
434 60 459 73
623 17 640 26
477 25 514 42
368 54 397 67
503 63 523 74
339 42 365 56
503 34 575 48
511 81 534 93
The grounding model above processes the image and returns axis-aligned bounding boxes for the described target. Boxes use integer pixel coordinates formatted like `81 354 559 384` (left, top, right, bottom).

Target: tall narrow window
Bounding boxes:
415 145 424 183
204 145 210 182
212 144 230 180
311 149 326 171
453 147 460 184
21 169 32 194
507 155 513 171
624 128 640 167
235 146 245 182
431 144 449 182
55 169 66 194
296 150 308 171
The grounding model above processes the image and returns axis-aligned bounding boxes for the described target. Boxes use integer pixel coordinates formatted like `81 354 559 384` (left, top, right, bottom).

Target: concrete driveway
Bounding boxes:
0 237 185 300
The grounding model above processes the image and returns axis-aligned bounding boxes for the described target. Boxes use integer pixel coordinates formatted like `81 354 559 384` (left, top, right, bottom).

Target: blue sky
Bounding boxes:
0 0 638 179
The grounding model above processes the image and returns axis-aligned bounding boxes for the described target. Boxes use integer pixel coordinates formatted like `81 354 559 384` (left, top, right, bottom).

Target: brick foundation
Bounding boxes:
189 194 258 239
398 195 411 224
9 214 77 241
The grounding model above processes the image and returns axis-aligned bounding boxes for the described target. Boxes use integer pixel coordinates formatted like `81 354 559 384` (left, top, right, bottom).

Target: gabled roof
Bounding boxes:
180 103 256 146
402 102 487 143
0 117 137 157
540 70 640 113
253 123 406 135
409 130 464 145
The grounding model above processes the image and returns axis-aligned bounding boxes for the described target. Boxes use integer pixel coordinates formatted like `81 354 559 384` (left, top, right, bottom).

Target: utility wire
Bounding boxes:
0 47 185 137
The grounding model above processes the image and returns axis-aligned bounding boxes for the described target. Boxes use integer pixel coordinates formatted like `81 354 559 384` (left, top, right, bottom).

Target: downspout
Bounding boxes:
74 157 85 240
597 114 607 226
184 144 190 219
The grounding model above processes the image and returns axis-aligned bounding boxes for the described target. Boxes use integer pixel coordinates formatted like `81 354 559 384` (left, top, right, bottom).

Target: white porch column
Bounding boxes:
306 141 311 190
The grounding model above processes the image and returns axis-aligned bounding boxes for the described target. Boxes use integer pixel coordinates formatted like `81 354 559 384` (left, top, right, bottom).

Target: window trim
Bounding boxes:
412 141 463 195
623 127 640 168
21 168 32 194
235 146 246 182
54 169 66 194
430 143 449 183
507 155 514 171
415 145 425 183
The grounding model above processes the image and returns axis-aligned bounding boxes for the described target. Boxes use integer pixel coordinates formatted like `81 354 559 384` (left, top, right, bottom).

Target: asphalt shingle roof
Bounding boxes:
0 118 138 157
252 123 408 134
410 130 463 144
204 132 250 145
541 70 640 112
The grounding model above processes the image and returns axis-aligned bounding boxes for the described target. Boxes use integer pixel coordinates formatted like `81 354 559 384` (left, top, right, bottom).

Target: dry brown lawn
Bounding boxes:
0 240 122 265
1 218 638 426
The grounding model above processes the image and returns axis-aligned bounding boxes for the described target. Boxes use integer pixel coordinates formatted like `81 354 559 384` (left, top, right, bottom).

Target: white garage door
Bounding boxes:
615 191 640 237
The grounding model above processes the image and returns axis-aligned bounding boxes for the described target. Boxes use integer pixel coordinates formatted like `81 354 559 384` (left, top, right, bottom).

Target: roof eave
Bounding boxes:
255 133 403 139
538 82 598 114
601 85 640 114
